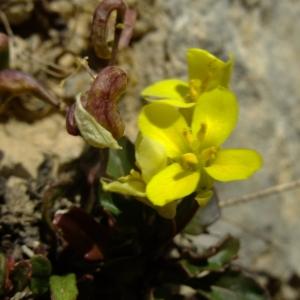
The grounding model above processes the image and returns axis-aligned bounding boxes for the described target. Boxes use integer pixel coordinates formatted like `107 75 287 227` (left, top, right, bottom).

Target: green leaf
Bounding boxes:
106 136 135 178
30 277 50 296
198 271 268 300
11 261 31 292
181 260 201 277
50 274 78 300
100 137 135 215
30 255 52 295
30 255 52 277
181 236 240 276
99 190 122 216
205 237 240 271
184 191 220 235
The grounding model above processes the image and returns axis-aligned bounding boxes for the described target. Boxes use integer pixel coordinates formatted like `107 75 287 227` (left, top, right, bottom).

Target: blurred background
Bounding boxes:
123 2 300 294
0 0 300 298
123 0 300 289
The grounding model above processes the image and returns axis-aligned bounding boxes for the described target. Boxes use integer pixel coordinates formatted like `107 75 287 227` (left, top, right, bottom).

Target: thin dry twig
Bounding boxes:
219 217 282 250
220 179 300 208
0 11 73 79
0 11 14 37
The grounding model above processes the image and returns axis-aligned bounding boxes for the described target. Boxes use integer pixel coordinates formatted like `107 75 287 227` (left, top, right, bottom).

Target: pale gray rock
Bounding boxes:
121 0 300 279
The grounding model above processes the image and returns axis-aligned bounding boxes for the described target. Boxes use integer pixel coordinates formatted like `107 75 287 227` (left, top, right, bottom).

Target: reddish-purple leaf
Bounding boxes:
0 33 9 51
66 103 80 136
0 69 59 107
0 254 15 296
118 9 137 50
53 207 113 261
0 33 9 69
91 0 126 60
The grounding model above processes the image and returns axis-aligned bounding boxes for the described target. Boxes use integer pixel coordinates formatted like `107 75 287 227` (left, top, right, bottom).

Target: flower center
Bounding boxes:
182 129 197 151
181 152 199 170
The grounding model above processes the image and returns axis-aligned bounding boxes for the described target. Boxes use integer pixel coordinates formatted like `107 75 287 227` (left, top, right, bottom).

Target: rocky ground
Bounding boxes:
0 0 300 299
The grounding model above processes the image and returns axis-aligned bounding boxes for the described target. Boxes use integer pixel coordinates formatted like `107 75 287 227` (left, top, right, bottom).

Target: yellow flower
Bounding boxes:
102 136 179 219
141 48 232 107
137 87 262 206
103 87 262 211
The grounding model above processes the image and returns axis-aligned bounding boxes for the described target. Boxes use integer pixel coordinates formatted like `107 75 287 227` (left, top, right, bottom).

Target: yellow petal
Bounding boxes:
187 48 232 91
195 190 213 207
135 135 167 182
204 149 263 182
192 88 238 148
141 79 194 107
138 103 190 158
146 98 195 108
101 170 146 197
146 163 200 206
156 201 179 219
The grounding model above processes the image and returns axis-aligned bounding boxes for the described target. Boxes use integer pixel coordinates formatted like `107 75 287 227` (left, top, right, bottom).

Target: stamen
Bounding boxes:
201 146 218 166
181 153 199 170
197 123 207 141
182 129 194 146
189 79 202 101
